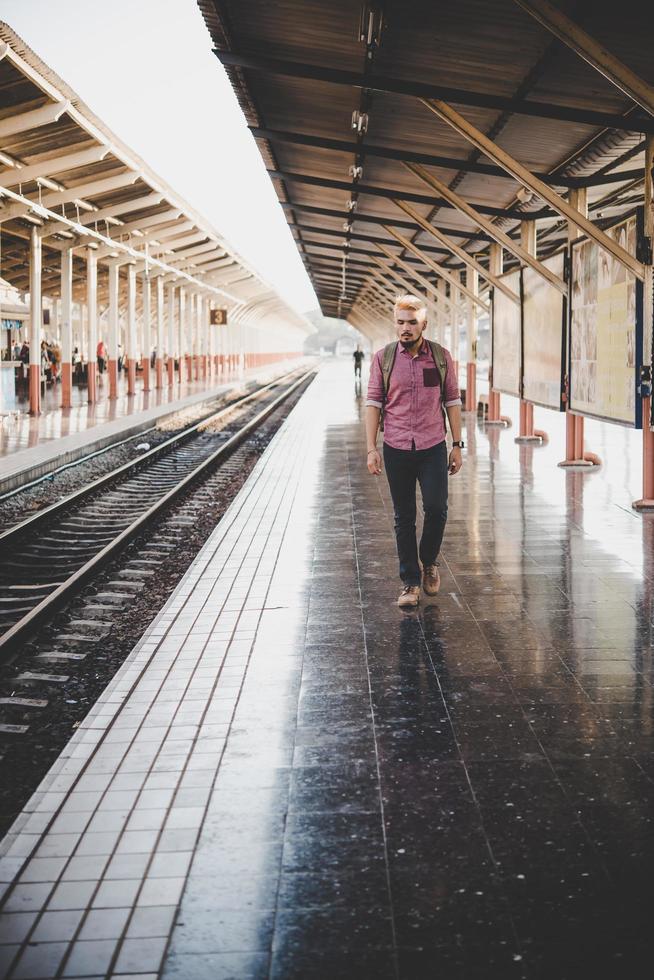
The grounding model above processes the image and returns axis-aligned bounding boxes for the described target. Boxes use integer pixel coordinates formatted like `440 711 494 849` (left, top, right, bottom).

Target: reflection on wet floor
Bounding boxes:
172 364 654 977
0 360 652 979
0 374 220 454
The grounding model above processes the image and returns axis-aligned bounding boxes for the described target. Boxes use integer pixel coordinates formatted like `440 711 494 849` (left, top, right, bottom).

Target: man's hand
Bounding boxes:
367 449 382 476
448 447 463 475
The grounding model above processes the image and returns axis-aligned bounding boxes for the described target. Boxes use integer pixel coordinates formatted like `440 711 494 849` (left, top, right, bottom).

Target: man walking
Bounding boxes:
353 345 364 378
365 294 463 609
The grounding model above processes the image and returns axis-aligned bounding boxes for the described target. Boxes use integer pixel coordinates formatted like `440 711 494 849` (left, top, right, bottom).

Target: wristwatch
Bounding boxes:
452 440 465 449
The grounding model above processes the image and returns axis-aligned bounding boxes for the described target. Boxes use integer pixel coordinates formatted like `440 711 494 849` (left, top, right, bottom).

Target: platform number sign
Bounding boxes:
210 308 228 326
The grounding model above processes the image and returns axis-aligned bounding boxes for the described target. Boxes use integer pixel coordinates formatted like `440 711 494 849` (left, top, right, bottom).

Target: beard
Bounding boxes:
399 335 420 349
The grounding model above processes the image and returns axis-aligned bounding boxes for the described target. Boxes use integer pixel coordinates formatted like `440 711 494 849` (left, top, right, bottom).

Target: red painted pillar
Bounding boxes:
108 360 118 399
465 361 476 413
61 362 72 409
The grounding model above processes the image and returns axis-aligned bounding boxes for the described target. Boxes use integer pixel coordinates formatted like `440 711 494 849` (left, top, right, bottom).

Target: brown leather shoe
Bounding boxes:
398 585 420 609
422 563 441 596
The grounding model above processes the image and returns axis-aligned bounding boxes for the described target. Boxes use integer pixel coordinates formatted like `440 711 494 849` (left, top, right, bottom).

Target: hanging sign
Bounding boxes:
210 308 228 326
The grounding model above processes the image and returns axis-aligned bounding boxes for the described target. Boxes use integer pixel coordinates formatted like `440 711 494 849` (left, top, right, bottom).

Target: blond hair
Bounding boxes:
393 293 427 322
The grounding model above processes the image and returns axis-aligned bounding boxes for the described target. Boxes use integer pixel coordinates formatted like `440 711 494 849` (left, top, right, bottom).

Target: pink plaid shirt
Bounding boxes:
366 341 461 450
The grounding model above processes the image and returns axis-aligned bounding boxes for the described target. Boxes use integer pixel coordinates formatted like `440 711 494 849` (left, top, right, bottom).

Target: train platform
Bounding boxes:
0 359 653 979
0 362 304 495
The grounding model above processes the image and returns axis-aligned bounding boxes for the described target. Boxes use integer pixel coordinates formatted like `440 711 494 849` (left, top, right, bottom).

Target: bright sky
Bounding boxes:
1 0 319 317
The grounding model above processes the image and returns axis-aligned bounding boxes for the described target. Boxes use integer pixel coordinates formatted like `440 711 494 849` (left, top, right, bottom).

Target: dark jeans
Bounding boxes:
383 440 448 586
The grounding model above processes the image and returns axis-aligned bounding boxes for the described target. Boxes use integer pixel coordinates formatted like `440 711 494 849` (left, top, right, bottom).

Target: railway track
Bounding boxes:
0 368 314 658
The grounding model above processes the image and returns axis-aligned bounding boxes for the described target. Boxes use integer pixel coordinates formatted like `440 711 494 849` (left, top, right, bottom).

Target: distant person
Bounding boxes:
365 293 464 610
353 346 364 378
97 340 107 375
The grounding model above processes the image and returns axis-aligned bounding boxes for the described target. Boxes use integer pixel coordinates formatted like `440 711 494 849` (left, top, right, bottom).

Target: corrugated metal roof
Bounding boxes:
199 0 649 323
0 23 312 334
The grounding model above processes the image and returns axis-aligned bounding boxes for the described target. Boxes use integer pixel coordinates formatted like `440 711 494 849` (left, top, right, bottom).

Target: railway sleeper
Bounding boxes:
36 652 87 663
17 672 69 684
0 697 47 708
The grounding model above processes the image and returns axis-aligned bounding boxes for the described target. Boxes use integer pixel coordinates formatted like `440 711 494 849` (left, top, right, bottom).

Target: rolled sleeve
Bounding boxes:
443 348 461 406
366 350 384 407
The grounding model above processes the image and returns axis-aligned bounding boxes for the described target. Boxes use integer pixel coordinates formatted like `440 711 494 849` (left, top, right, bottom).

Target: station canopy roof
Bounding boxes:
0 23 312 333
199 0 651 331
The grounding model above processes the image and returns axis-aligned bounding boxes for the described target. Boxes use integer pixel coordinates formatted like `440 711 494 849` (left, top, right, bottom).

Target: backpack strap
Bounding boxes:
427 340 449 431
379 342 398 432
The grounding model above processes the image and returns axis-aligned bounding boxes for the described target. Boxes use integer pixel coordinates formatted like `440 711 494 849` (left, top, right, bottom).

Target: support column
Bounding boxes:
167 283 176 386
515 221 546 444
452 271 461 382
29 227 42 415
141 275 151 393
126 263 137 396
437 279 447 347
108 263 119 399
559 187 600 467
486 242 511 427
155 276 164 389
201 296 208 380
464 267 478 413
86 248 98 404
216 310 225 378
193 293 200 381
634 135 654 509
60 247 73 409
178 288 186 385
186 292 194 382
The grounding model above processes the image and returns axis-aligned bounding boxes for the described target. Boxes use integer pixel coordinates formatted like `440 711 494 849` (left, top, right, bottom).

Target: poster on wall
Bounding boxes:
570 212 642 427
491 269 521 398
522 250 566 410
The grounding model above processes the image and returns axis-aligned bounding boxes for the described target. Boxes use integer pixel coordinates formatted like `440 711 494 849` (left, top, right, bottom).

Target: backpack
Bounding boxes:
379 340 448 432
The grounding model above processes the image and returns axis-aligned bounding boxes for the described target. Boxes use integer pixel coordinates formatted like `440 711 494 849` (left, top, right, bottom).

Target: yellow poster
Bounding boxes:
523 251 565 410
492 269 521 397
570 215 636 424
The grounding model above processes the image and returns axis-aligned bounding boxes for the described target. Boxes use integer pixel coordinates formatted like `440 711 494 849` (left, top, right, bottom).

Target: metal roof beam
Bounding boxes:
268 168 553 220
385 205 519 304
42 192 165 237
165 242 224 264
279 200 449 235
378 226 488 312
94 221 197 259
404 162 572 293
288 218 495 248
0 172 141 222
102 209 183 237
305 252 370 269
252 125 635 190
215 50 654 134
514 0 654 119
0 100 71 141
0 145 110 188
157 232 209 253
191 257 235 273
420 101 645 281
372 250 457 314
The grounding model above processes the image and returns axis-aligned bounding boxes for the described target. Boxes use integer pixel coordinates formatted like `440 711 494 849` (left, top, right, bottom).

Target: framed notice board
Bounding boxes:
569 210 643 428
522 249 566 411
491 268 522 398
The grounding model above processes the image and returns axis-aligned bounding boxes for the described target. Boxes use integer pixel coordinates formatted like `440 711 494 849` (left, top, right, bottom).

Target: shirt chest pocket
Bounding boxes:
422 368 440 388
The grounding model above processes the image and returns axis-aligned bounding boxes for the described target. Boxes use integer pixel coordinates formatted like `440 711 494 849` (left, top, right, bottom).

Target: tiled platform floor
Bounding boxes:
1 360 654 979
